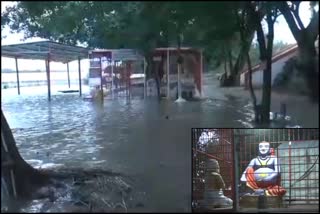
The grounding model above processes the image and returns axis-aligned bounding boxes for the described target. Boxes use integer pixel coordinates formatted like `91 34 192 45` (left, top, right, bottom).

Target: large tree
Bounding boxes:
278 1 319 102
236 2 280 124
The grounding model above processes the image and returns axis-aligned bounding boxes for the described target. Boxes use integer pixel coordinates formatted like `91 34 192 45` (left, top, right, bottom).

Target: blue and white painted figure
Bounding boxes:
240 141 286 196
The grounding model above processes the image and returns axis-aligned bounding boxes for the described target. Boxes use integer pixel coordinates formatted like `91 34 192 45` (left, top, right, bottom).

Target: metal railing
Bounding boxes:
192 128 319 212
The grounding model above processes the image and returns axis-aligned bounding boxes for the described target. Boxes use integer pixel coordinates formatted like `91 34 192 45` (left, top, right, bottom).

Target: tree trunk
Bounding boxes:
260 12 274 124
227 47 233 77
1 110 50 199
229 31 255 86
154 62 161 101
246 50 259 122
145 53 153 80
297 38 319 102
278 2 319 102
238 9 260 123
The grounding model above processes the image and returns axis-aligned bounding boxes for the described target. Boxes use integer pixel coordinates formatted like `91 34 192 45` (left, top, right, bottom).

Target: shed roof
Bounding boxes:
1 40 90 63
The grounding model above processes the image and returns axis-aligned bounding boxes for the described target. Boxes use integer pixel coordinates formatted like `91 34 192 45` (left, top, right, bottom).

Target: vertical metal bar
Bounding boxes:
200 50 203 96
78 57 82 97
178 63 181 99
143 58 146 99
233 129 240 212
67 62 70 88
128 62 132 99
45 55 51 102
15 57 20 95
306 149 310 204
289 130 292 206
126 62 128 97
10 170 17 198
100 56 103 102
111 58 114 99
167 49 170 99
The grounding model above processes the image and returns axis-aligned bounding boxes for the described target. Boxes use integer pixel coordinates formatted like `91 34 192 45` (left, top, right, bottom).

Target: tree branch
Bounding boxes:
292 9 305 30
247 2 267 60
278 1 301 42
306 10 319 41
271 9 280 25
266 11 274 56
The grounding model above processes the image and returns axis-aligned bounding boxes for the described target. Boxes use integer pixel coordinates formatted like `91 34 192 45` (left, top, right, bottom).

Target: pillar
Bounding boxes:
15 57 20 95
167 49 170 99
78 57 82 96
45 55 51 101
67 62 70 88
111 60 114 99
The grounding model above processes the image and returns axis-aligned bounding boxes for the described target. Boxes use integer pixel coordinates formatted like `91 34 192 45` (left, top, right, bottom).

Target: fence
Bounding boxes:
192 129 235 210
192 128 319 212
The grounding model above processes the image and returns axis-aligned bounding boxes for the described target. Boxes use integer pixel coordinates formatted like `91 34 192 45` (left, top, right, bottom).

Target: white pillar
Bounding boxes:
175 61 186 103
167 49 170 99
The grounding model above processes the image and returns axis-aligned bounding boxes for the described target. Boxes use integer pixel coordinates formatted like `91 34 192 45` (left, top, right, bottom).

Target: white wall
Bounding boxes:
240 51 297 88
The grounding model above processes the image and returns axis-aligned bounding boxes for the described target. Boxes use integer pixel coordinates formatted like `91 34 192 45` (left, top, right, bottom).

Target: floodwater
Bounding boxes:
1 80 262 212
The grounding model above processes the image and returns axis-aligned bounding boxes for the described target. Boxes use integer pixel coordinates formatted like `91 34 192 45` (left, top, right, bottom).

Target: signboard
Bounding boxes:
89 51 112 59
153 56 162 61
89 78 101 86
112 49 144 61
89 68 101 78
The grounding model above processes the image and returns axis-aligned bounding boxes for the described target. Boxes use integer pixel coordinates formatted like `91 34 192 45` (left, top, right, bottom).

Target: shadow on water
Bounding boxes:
0 85 293 212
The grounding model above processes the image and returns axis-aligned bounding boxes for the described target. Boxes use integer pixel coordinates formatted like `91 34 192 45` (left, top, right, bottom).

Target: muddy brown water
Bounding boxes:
0 79 302 212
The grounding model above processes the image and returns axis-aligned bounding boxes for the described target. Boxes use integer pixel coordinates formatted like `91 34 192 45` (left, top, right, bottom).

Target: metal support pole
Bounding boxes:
289 140 292 205
111 60 114 99
100 57 103 102
167 49 170 99
200 50 203 96
143 58 147 99
67 62 70 88
45 55 51 101
233 129 240 212
175 35 186 103
10 170 17 198
15 57 20 95
78 57 82 97
125 62 128 97
128 61 132 99
178 63 181 97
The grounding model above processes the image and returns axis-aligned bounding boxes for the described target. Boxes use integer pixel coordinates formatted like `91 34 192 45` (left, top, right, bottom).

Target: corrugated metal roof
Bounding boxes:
1 41 90 63
89 49 144 61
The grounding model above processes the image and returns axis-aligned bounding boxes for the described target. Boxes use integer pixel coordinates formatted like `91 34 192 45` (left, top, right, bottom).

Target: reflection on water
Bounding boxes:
1 84 254 212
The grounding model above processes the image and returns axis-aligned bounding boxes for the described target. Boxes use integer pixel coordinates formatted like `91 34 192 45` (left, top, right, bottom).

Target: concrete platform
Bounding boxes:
239 195 283 208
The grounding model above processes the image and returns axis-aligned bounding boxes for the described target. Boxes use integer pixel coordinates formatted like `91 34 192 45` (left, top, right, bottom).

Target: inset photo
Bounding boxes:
192 128 319 213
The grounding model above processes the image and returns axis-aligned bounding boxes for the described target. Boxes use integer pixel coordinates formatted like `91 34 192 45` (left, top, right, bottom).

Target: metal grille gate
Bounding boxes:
192 128 319 212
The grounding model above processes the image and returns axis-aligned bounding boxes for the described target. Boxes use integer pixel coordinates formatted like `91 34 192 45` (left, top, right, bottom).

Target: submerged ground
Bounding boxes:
1 73 317 212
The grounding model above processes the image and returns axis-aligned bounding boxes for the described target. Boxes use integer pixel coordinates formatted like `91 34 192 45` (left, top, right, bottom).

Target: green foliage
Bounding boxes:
1 2 244 58
273 56 298 87
273 56 310 95
2 1 304 84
